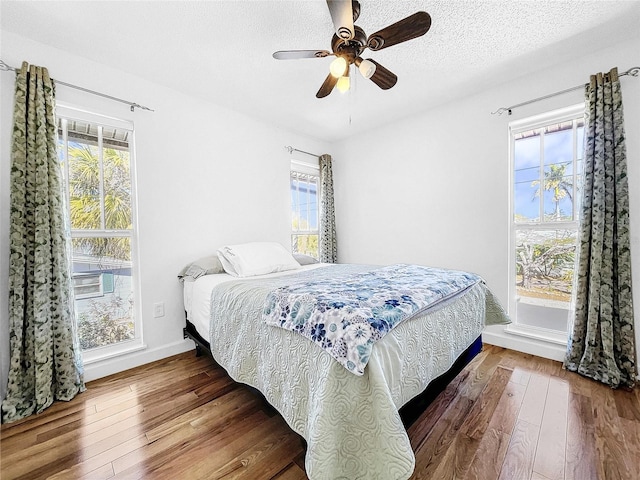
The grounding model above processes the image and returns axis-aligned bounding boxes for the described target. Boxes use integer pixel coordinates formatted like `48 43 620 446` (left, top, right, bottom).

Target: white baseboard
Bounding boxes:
83 338 195 383
483 326 566 362
81 327 566 383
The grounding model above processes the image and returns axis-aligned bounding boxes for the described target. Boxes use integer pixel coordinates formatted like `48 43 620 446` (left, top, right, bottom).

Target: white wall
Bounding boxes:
332 36 640 363
0 31 331 397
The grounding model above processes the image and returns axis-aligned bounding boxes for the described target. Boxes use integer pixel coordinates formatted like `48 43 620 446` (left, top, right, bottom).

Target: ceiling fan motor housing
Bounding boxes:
331 25 367 64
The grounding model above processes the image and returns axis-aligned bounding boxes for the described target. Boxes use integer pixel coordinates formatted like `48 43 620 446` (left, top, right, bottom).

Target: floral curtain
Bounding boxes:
319 154 337 263
564 67 636 389
2 62 85 423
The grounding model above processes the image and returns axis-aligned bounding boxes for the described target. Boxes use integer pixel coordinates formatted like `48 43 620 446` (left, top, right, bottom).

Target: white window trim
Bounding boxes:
505 324 569 346
58 105 144 363
57 103 134 131
82 342 147 366
291 159 320 176
507 103 584 344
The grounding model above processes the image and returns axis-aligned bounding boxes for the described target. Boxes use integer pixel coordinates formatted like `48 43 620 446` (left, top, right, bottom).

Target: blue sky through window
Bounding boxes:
514 123 583 222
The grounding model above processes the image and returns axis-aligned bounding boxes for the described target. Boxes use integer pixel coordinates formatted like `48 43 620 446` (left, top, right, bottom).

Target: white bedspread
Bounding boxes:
191 264 509 480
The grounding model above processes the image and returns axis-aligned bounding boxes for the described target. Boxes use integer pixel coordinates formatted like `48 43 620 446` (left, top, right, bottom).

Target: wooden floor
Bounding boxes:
1 345 639 480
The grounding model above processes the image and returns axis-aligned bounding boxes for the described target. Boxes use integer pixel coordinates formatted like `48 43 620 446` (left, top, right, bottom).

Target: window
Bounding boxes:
57 108 140 355
73 271 115 300
291 161 319 258
73 272 103 299
509 105 584 340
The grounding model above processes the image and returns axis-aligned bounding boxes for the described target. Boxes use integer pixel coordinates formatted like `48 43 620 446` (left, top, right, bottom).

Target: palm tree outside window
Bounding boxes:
532 163 574 221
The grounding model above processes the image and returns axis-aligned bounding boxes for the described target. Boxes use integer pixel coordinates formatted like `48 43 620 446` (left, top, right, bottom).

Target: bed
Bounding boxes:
180 244 510 480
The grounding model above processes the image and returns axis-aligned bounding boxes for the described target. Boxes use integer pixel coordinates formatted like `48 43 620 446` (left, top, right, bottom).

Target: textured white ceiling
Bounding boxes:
2 1 639 142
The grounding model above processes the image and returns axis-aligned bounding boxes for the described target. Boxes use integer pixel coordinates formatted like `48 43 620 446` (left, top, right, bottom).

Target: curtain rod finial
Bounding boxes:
0 59 16 72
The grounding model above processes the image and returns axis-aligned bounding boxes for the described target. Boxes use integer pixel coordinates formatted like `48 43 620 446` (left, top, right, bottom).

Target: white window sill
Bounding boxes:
505 324 568 346
81 340 147 365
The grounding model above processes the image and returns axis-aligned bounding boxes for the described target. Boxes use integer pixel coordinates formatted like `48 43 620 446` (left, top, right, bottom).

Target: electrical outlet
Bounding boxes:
153 302 165 318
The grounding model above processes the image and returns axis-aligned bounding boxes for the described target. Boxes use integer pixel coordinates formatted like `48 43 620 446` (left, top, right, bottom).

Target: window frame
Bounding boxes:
290 159 320 258
57 104 144 363
507 103 585 343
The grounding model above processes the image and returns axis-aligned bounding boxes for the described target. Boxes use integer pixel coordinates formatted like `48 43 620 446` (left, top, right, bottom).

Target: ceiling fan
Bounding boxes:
273 0 432 98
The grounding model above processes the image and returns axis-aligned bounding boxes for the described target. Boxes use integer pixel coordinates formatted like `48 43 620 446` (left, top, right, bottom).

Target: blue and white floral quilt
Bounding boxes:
263 264 481 375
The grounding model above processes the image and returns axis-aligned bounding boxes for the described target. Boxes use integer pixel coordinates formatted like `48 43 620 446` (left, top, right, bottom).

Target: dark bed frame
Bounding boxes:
183 318 482 427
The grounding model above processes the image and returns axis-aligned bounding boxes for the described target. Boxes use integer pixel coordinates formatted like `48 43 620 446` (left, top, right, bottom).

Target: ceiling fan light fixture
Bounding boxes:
329 56 348 78
358 59 376 79
336 67 350 93
336 76 350 93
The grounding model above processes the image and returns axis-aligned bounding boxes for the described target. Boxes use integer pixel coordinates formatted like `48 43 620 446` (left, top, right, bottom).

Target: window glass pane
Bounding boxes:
73 237 134 350
292 234 318 258
299 177 309 228
104 145 132 230
515 229 577 332
514 163 539 184
543 126 573 166
67 142 101 229
514 134 540 223
514 182 538 222
514 134 540 171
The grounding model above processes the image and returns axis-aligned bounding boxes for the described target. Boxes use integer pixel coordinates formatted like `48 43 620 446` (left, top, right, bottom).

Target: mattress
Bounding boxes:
183 264 326 339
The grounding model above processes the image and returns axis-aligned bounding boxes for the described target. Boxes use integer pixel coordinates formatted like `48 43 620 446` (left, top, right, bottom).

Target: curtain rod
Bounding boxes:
491 66 640 115
285 146 319 158
0 59 154 112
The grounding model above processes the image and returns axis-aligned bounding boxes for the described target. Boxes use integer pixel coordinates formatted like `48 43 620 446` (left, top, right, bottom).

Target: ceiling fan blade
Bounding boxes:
367 60 397 90
316 73 339 98
273 50 331 60
326 0 354 41
367 11 432 51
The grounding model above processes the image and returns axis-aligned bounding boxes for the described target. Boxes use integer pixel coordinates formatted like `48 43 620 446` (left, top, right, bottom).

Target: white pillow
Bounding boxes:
217 242 301 277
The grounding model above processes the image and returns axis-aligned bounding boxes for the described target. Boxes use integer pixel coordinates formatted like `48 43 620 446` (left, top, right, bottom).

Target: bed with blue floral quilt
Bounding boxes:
183 263 510 480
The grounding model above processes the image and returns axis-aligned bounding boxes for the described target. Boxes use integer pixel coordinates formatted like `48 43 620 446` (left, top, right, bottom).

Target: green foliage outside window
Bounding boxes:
516 231 576 302
67 144 132 260
292 216 318 258
77 295 134 350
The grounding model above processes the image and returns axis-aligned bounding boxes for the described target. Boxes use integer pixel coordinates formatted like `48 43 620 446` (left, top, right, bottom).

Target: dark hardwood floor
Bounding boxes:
1 345 639 479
